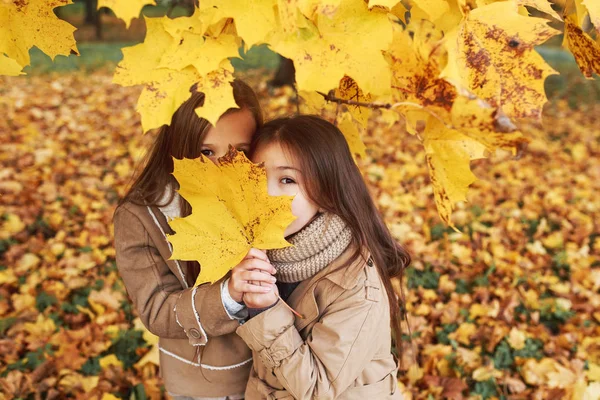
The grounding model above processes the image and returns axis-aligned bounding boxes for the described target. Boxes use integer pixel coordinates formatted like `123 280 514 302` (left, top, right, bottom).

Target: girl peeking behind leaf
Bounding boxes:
113 80 277 400
230 115 411 399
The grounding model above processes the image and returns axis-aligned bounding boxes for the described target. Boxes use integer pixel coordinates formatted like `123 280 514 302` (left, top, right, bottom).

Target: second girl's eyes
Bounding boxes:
201 149 214 157
280 177 296 185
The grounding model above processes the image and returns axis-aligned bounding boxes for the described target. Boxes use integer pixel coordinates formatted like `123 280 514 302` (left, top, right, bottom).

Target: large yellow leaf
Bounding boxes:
269 0 393 96
167 149 295 285
564 16 600 79
0 0 78 68
113 17 202 131
97 0 156 29
441 1 559 121
200 0 277 46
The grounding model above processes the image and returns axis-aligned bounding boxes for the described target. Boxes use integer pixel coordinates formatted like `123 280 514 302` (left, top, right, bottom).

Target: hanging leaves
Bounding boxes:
167 149 295 285
5 0 600 225
0 0 78 73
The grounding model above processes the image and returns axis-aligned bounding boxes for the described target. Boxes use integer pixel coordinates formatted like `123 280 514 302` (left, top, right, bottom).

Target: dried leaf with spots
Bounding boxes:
167 148 295 285
563 17 600 79
441 1 560 121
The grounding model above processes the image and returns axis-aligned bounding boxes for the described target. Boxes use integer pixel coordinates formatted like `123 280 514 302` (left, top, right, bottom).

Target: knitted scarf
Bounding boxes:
268 213 353 283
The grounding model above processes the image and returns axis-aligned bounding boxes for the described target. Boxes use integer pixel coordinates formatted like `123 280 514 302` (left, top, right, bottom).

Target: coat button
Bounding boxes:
189 328 201 339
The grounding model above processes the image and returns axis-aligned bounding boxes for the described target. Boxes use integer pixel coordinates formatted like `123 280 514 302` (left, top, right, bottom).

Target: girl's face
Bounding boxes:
200 109 256 163
252 142 319 237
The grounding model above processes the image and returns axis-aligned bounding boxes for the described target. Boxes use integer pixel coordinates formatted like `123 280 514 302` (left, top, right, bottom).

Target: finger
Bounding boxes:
244 258 276 275
245 248 269 262
241 271 276 284
242 283 273 294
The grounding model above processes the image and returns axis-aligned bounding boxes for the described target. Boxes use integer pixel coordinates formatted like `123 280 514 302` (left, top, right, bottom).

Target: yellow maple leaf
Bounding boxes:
167 149 295 285
269 0 393 96
193 66 237 126
0 0 78 69
423 118 487 227
97 0 156 29
158 33 241 76
441 1 559 121
337 112 367 160
385 22 456 134
200 0 277 46
563 16 600 79
114 17 202 132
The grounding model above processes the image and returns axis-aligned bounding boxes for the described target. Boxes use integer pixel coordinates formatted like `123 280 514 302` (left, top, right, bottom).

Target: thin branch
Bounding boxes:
317 91 450 129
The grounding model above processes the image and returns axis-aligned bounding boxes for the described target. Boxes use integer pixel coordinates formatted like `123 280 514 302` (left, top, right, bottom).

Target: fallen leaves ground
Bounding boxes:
0 69 599 400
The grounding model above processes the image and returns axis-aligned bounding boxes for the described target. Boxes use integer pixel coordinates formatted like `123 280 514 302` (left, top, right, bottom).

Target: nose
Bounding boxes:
266 175 278 197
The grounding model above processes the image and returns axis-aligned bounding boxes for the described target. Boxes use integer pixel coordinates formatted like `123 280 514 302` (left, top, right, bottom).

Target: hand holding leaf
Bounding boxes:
166 148 295 286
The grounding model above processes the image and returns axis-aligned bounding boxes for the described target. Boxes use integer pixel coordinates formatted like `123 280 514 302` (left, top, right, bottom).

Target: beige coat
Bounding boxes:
236 247 402 400
114 202 252 398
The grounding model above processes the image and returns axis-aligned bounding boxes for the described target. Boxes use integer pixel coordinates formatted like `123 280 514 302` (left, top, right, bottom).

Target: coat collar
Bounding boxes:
287 245 370 331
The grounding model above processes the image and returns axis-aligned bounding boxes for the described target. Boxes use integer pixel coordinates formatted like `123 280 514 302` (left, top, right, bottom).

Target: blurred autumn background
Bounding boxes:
1 1 600 399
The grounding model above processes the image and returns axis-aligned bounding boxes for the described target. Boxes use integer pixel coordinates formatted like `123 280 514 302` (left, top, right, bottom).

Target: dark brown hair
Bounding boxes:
251 115 411 350
121 79 263 215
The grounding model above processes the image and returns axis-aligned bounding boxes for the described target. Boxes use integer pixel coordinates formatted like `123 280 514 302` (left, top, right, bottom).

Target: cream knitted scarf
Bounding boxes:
268 213 353 283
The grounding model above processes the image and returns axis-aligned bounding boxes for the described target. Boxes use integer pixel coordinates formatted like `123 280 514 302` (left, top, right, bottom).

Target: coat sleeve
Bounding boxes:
236 280 383 399
114 206 241 344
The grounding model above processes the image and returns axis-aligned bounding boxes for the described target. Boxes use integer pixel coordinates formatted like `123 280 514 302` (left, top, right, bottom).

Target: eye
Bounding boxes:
201 149 214 157
280 177 296 185
236 147 249 156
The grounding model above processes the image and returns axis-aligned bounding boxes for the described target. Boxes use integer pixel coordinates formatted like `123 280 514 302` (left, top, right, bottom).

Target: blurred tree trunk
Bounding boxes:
270 56 296 88
83 0 103 40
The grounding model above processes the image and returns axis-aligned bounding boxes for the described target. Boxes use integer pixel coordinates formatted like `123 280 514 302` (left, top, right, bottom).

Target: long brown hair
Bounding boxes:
251 115 411 350
121 79 263 216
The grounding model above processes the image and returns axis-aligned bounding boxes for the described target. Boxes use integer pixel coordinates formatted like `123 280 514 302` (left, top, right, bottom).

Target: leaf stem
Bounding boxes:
278 295 304 319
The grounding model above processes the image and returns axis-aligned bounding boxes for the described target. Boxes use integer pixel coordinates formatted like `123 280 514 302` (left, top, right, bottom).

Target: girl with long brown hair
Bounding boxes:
113 80 277 399
233 115 411 399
